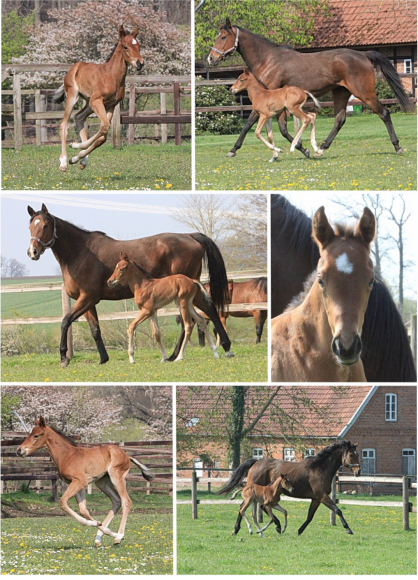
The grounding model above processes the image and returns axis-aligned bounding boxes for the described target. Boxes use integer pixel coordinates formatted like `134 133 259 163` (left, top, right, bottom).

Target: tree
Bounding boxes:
117 386 172 437
1 256 29 278
195 0 329 61
1 8 35 64
386 194 412 313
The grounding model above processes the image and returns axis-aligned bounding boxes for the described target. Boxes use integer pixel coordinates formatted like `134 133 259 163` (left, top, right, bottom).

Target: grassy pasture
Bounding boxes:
176 498 417 575
1 491 173 575
2 143 191 190
195 113 417 191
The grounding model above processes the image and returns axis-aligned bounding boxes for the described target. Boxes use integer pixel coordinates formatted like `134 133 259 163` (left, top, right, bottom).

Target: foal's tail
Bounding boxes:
366 51 414 112
305 91 321 110
217 458 258 495
130 457 155 481
52 84 66 104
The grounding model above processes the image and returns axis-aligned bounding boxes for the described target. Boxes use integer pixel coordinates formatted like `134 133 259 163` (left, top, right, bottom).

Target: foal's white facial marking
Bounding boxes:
336 253 353 274
34 219 40 226
132 39 137 45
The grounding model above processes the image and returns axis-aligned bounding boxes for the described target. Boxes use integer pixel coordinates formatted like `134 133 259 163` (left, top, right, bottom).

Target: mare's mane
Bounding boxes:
30 211 106 236
284 270 316 311
223 25 293 51
305 440 352 470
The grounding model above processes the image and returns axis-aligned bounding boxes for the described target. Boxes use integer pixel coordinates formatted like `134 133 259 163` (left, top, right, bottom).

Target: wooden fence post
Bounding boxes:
13 74 23 151
52 478 58 502
207 468 211 494
192 470 198 519
403 475 410 531
173 82 181 145
128 84 135 145
160 92 167 144
35 89 41 146
330 475 337 525
112 102 121 148
61 284 73 359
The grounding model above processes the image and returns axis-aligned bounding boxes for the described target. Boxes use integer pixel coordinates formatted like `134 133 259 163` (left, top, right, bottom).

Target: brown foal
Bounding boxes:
271 207 376 382
234 473 293 537
53 25 143 172
16 417 154 546
230 68 320 161
107 253 219 363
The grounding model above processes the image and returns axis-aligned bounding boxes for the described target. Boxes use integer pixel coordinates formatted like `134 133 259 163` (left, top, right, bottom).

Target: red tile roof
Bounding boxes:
306 0 417 49
177 386 373 439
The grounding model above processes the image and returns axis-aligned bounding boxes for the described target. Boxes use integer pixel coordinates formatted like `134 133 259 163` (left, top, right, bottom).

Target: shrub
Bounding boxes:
196 84 243 135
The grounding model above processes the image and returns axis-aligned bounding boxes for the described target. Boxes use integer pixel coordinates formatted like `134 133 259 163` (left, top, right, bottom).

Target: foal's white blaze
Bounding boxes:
132 39 137 45
336 253 353 274
34 219 41 226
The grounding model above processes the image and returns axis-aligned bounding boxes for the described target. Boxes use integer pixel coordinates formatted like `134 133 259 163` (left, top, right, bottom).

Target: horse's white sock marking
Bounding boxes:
34 219 40 226
60 156 67 167
336 253 353 274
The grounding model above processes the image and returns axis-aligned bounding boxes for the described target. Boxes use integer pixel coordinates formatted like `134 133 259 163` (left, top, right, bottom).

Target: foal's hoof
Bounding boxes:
268 156 279 163
79 163 87 170
59 166 67 172
60 358 70 368
396 147 404 156
313 149 324 158
95 542 101 548
226 151 236 158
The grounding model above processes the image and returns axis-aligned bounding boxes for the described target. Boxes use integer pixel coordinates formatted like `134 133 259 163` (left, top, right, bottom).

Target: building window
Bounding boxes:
385 393 397 421
404 59 413 74
193 458 203 477
304 448 315 458
186 417 199 427
403 449 416 476
284 447 295 462
252 448 263 459
362 449 376 475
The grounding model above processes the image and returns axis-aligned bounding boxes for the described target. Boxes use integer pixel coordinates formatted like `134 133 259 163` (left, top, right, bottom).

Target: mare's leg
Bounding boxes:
60 294 96 368
359 94 403 154
298 498 320 536
265 118 283 163
227 109 259 158
321 494 354 535
60 479 102 527
128 308 151 364
69 100 114 164
149 314 169 362
253 310 267 343
94 475 122 547
232 501 244 535
106 466 132 545
277 110 310 158
190 305 219 359
233 498 253 536
315 86 350 157
84 306 109 365
58 87 79 172
74 102 93 169
272 503 288 533
254 115 284 156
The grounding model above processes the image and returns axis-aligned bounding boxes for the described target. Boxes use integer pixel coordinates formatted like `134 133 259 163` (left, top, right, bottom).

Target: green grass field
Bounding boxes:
1 491 173 575
2 143 191 190
196 113 416 191
177 499 417 575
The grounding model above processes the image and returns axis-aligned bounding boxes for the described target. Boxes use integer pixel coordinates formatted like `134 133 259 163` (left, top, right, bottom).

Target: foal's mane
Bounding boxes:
284 270 316 312
49 426 78 447
305 440 352 469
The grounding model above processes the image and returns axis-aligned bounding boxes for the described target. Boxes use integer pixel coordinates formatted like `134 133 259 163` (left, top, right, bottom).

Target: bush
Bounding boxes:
196 84 243 135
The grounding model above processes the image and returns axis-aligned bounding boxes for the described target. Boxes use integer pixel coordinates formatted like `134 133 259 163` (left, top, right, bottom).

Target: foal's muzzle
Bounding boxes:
136 60 144 72
107 279 118 288
332 334 362 366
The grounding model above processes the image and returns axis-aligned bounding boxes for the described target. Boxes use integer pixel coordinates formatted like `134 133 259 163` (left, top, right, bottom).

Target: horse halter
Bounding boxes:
211 27 240 60
30 216 58 251
343 450 360 469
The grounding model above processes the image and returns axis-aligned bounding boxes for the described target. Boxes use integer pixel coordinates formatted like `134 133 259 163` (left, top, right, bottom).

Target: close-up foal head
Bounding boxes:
16 417 50 457
107 253 131 287
118 25 144 72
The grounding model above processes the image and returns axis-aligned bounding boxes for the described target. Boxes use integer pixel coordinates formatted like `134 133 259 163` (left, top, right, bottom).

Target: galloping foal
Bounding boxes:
233 473 293 537
53 25 143 172
230 68 321 161
107 253 219 363
16 417 154 547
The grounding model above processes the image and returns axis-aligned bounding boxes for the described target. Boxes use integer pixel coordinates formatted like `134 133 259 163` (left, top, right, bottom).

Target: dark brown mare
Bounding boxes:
208 20 414 158
27 204 233 367
17 417 154 546
220 440 361 536
53 26 143 171
271 195 417 383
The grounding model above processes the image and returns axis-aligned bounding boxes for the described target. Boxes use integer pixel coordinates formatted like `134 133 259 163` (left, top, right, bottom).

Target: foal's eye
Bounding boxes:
317 277 325 288
368 278 375 288
123 45 128 50
221 36 226 40
33 435 39 439
43 224 48 229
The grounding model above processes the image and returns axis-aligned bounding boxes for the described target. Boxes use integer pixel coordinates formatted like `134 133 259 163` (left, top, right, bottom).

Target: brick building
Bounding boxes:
177 386 416 492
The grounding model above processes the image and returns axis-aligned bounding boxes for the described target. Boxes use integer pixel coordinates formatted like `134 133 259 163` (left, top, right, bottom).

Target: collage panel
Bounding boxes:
1 384 173 575
176 385 417 575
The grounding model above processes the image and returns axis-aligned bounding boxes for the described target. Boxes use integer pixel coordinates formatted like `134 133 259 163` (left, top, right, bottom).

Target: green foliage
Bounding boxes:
362 79 402 114
196 84 243 135
1 9 34 64
195 0 329 61
0 392 20 429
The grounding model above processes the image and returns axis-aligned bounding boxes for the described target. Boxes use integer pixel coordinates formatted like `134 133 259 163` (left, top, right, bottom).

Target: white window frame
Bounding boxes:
402 448 416 476
193 458 203 477
252 447 264 460
362 448 376 475
404 59 413 74
385 393 397 421
284 447 295 462
304 448 315 458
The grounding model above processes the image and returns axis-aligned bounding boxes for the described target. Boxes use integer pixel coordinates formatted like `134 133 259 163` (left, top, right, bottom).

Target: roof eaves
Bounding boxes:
338 386 378 438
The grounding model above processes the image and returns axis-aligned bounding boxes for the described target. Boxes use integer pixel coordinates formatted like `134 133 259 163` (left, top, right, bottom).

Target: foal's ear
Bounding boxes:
27 205 36 217
312 206 335 250
243 66 249 74
34 418 39 426
225 17 232 29
354 207 375 247
131 27 139 38
41 203 49 215
119 25 127 38
39 416 46 428
119 252 129 261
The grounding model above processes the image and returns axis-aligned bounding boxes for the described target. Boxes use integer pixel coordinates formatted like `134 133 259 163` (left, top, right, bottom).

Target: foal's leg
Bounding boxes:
75 490 96 524
277 110 310 158
107 467 132 545
58 87 79 172
174 302 194 362
321 494 354 535
73 102 93 170
60 479 102 527
94 475 122 547
227 109 259 157
256 506 276 536
288 105 311 154
254 115 284 158
127 308 151 364
189 304 219 359
69 99 114 164
149 314 169 362
265 117 283 163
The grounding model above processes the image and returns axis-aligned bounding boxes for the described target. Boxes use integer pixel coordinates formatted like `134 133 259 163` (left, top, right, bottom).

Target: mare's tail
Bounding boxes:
130 457 155 481
52 84 66 104
366 51 414 112
217 458 258 495
305 91 321 110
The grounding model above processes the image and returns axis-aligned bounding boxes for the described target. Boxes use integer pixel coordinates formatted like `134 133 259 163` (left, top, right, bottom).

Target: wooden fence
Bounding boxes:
2 64 191 149
1 433 173 500
178 468 417 530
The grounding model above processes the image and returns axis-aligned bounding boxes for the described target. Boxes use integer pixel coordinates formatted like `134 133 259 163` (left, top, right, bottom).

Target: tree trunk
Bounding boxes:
229 386 245 468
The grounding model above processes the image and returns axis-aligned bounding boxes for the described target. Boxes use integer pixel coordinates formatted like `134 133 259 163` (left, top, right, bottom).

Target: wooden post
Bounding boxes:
411 313 417 369
173 82 181 145
13 74 23 151
35 479 41 494
192 470 198 519
160 92 167 144
207 468 211 494
112 102 121 148
61 284 73 359
403 475 410 531
40 93 47 144
35 89 41 146
52 478 58 502
330 475 337 525
128 84 135 145
146 481 151 496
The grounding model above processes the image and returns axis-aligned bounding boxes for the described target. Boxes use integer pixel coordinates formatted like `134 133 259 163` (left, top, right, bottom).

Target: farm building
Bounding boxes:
177 386 417 493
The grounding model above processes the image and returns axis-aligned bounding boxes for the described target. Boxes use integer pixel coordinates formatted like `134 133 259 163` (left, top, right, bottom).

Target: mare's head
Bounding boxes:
207 18 238 66
312 206 375 366
342 441 361 476
118 25 144 72
27 204 57 260
16 417 48 457
230 68 252 94
107 253 131 288
278 472 294 494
